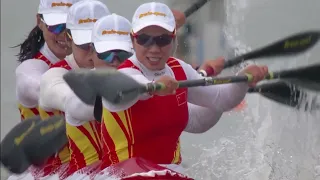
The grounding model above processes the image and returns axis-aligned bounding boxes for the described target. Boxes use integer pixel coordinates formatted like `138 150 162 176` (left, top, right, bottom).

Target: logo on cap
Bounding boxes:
51 2 72 7
78 18 97 24
102 29 129 35
139 11 166 19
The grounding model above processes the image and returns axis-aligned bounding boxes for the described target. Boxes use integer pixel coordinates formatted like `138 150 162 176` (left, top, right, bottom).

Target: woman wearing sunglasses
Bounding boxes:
95 2 268 174
11 0 79 179
37 0 110 179
15 0 78 121
61 13 134 179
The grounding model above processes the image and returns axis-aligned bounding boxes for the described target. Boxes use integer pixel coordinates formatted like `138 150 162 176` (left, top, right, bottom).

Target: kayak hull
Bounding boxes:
7 157 193 180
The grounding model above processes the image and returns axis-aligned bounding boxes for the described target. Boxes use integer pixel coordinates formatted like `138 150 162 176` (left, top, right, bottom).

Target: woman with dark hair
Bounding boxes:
15 0 78 121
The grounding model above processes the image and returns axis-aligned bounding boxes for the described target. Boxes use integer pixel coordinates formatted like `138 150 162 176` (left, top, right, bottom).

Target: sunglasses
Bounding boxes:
96 50 133 63
40 16 66 35
66 29 92 51
132 31 175 47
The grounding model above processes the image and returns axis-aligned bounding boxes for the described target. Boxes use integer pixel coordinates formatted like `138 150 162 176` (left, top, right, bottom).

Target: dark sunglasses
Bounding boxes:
40 15 66 35
96 50 133 63
132 31 175 47
66 29 92 50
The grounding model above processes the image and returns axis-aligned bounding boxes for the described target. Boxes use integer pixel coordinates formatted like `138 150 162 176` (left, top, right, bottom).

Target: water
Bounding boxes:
180 0 320 179
1 0 320 179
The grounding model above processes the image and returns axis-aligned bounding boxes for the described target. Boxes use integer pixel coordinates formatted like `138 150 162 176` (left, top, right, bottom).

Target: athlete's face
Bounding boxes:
132 25 175 71
71 42 95 69
64 30 94 69
37 14 71 59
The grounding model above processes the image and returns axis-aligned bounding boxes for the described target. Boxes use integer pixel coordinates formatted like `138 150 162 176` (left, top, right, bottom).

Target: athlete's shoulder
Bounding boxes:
16 59 50 75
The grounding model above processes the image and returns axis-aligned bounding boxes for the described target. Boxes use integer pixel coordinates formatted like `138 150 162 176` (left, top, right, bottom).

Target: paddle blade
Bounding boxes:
245 31 320 60
23 115 67 166
85 69 145 106
0 116 41 174
63 69 98 105
276 64 320 91
249 81 302 107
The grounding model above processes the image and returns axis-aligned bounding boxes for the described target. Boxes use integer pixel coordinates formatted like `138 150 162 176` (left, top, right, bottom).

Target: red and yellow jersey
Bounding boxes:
60 121 102 178
41 59 102 178
35 60 72 177
18 52 53 121
100 58 188 169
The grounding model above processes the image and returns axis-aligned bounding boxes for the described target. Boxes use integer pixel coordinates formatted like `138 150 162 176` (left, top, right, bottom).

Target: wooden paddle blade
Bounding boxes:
63 69 97 105
23 115 67 166
85 69 145 106
245 31 320 59
0 116 41 174
250 81 302 107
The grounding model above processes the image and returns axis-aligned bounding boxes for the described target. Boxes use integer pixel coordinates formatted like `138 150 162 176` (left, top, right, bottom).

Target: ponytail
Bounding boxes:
13 25 44 63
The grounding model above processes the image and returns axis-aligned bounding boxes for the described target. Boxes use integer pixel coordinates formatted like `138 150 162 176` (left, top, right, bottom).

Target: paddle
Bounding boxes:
267 64 320 91
0 116 40 174
248 80 303 108
199 31 320 76
63 63 318 107
92 0 211 122
64 30 320 106
0 115 67 174
184 0 210 17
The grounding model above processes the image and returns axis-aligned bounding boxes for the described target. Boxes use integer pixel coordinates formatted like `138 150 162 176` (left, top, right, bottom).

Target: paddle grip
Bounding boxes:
146 82 166 93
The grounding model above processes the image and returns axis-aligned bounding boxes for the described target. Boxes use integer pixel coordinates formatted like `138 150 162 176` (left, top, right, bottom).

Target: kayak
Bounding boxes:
7 157 194 180
68 157 193 180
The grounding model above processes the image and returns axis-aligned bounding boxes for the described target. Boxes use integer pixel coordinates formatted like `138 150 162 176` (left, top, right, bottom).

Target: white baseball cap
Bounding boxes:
66 0 111 45
131 2 176 33
92 14 133 53
38 0 79 26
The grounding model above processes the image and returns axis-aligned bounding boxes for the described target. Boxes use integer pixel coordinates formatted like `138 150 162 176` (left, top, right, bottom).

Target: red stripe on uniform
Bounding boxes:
62 137 86 178
110 112 132 158
77 125 101 159
124 110 133 157
100 117 119 169
89 122 102 159
30 107 39 116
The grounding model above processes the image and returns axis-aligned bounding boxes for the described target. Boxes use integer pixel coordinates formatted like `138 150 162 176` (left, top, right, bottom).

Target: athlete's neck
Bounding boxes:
65 54 80 70
40 43 61 64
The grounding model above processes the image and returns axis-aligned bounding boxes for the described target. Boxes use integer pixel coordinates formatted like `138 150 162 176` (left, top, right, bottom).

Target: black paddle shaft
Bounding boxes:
184 0 210 17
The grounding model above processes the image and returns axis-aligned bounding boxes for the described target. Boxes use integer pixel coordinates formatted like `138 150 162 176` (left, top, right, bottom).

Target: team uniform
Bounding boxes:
39 1 110 179
16 44 58 121
100 55 249 173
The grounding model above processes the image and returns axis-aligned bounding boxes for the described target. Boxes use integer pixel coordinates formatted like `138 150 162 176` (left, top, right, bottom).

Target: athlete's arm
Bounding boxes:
102 67 153 112
16 59 49 107
39 68 75 111
184 103 223 133
64 94 95 126
180 60 249 112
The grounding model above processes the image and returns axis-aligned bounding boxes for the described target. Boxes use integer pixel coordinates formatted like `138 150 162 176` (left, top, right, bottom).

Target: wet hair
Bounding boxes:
14 15 45 63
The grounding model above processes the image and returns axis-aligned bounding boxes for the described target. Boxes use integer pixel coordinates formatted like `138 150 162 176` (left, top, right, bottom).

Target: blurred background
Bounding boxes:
1 0 320 179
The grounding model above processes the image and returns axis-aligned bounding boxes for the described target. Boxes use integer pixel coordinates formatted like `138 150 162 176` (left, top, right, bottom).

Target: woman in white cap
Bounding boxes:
95 1 268 174
11 0 80 179
15 0 79 121
37 0 111 179
61 13 134 179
